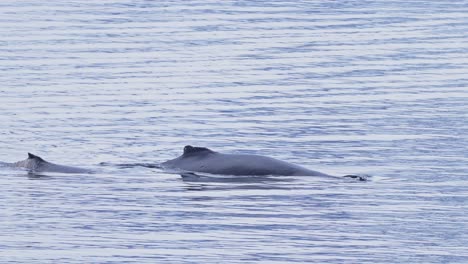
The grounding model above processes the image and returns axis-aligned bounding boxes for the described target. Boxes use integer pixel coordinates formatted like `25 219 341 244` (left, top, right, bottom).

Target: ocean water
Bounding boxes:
1 1 467 263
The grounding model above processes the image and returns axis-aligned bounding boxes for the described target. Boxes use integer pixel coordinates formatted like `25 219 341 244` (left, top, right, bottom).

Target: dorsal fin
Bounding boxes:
183 145 213 155
28 153 45 162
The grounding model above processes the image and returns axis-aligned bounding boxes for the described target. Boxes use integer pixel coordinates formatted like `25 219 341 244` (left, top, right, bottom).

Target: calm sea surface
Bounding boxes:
1 1 467 263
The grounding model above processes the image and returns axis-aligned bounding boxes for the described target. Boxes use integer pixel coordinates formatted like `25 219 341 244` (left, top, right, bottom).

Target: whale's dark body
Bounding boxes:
1 153 91 174
162 146 364 180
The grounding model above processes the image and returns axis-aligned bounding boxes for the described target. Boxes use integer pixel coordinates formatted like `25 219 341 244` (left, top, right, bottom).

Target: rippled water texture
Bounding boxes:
1 1 467 263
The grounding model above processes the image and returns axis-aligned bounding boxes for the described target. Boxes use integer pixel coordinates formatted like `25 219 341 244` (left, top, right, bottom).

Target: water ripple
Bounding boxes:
1 0 468 263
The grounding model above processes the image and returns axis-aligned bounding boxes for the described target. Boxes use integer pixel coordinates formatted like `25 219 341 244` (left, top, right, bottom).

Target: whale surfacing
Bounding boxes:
5 153 91 174
162 145 365 181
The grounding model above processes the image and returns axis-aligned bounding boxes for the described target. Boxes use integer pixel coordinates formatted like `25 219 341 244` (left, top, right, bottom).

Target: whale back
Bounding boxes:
162 146 329 177
11 153 43 171
12 153 90 174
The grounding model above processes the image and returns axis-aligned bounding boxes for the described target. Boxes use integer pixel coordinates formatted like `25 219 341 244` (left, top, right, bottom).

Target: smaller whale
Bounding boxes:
162 146 366 181
1 153 91 174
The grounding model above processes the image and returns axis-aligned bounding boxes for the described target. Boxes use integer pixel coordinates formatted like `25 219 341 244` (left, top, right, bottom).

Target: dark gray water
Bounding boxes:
1 1 467 263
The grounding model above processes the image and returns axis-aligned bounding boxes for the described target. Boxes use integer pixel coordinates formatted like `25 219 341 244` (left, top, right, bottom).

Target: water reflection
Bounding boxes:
180 172 295 191
27 173 53 180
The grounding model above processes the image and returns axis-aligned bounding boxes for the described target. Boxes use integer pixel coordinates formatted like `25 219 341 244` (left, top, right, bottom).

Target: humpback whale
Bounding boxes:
162 146 365 181
1 153 91 174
